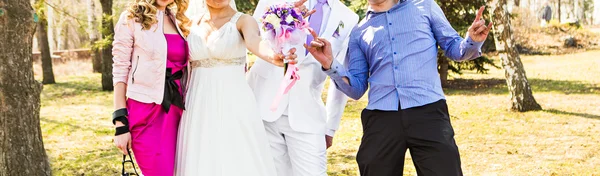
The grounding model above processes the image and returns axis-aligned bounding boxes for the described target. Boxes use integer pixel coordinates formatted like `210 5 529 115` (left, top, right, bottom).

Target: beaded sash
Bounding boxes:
190 56 246 68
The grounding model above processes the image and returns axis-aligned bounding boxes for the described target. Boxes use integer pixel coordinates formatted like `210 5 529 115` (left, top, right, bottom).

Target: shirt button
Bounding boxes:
396 85 400 88
389 23 392 25
392 38 395 41
394 66 398 70
394 52 397 55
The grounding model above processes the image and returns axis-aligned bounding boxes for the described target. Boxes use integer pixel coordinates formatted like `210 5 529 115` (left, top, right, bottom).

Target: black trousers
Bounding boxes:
356 100 463 176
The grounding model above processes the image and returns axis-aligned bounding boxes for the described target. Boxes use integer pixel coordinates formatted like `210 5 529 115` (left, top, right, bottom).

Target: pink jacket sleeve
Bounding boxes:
112 12 134 86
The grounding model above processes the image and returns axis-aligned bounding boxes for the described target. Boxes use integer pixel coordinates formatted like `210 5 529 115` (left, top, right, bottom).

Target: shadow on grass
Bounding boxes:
49 142 123 175
544 109 600 120
40 117 112 135
41 75 104 102
444 78 600 95
41 118 83 130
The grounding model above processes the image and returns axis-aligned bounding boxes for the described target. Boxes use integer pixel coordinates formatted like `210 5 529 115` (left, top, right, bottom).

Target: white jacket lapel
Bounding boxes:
320 0 342 42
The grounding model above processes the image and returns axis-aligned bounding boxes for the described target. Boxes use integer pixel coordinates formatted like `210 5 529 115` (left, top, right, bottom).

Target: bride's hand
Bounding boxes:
270 48 298 67
294 0 316 18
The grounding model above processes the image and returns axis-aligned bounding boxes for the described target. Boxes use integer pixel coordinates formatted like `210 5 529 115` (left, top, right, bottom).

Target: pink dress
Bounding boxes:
126 34 187 176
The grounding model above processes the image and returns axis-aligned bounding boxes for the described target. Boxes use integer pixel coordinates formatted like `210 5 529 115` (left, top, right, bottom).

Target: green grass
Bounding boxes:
37 51 600 175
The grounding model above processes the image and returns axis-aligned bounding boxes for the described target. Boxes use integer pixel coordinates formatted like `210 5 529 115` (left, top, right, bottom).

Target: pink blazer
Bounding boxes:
112 9 190 104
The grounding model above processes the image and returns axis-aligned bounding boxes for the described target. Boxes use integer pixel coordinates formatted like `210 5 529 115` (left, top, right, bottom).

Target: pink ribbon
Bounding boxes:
270 64 300 112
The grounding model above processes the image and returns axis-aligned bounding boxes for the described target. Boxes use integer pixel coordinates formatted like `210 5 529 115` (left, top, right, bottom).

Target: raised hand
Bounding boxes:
304 29 334 69
293 0 316 18
468 6 493 43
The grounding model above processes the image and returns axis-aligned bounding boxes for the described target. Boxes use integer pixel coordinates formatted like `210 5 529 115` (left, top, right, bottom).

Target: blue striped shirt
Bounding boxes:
324 0 484 111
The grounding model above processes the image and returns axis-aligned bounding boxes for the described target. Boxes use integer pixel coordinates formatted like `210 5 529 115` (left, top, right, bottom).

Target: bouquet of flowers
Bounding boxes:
260 3 310 112
260 3 310 74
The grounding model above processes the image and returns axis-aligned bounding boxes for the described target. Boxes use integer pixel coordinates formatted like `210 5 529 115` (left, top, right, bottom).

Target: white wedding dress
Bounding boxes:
175 12 277 176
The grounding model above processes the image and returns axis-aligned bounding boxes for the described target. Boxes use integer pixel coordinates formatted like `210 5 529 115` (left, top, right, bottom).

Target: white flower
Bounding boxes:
285 15 294 23
265 14 281 28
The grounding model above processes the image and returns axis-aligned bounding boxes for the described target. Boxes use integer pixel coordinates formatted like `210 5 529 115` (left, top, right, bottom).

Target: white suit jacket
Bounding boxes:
247 0 359 136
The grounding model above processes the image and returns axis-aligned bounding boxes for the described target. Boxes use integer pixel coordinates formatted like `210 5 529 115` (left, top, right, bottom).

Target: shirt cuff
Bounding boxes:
465 36 484 51
325 129 336 137
322 60 347 82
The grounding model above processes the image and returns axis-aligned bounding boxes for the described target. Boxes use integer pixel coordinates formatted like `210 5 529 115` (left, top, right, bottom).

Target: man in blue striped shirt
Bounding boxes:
305 0 492 175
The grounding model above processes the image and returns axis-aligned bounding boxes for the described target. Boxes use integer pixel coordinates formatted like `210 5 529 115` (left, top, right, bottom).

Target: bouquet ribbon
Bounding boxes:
270 64 300 112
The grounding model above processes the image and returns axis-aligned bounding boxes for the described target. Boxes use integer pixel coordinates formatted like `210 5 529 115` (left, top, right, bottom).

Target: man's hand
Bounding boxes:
467 6 493 43
326 135 333 149
304 29 334 70
293 0 316 18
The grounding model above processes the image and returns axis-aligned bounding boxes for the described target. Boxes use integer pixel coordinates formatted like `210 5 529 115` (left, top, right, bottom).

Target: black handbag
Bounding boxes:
121 149 139 176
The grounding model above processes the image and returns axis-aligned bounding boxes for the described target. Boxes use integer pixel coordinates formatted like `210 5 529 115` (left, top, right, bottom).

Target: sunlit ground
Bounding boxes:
36 50 600 175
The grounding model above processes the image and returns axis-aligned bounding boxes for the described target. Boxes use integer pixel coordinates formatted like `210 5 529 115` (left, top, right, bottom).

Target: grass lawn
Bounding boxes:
36 50 600 175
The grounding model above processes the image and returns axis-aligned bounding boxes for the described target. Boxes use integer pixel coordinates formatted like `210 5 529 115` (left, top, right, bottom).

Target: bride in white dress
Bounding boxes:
175 0 298 175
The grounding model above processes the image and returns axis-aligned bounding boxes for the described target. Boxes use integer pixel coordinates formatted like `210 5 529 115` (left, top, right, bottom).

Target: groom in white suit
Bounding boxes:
248 0 358 175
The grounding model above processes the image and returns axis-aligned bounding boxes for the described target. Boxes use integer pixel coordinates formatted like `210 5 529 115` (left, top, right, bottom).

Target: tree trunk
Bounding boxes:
558 0 562 22
438 53 449 87
93 49 103 73
0 0 53 175
88 0 102 73
100 0 114 91
36 0 56 84
515 0 520 7
437 0 449 87
46 1 56 51
62 21 69 49
490 0 543 112
574 0 583 21
56 19 65 50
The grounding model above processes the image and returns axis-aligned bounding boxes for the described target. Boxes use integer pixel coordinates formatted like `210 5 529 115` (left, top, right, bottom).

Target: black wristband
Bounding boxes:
115 126 130 136
113 116 129 126
112 108 129 125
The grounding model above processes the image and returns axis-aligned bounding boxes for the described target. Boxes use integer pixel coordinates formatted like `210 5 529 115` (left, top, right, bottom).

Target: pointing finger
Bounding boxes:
309 28 319 40
474 6 485 23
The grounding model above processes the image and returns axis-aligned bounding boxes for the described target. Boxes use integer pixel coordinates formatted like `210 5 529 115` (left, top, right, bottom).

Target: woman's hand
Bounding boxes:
270 48 298 67
114 122 132 155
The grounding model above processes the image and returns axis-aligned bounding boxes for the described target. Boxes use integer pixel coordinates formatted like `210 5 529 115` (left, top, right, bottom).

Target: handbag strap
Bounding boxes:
122 149 139 175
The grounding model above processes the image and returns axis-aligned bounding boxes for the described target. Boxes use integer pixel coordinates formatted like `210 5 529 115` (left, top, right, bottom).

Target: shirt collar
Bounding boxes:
366 0 407 15
312 0 329 7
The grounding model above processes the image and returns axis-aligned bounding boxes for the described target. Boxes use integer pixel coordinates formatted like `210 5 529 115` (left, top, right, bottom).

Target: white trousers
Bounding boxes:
264 116 327 176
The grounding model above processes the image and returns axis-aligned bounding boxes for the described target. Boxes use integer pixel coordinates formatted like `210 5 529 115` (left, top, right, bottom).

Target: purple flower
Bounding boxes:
333 28 340 38
290 10 301 20
260 2 310 50
265 23 274 30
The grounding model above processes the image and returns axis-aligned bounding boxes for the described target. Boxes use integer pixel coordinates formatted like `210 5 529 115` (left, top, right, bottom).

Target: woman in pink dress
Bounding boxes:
110 0 189 175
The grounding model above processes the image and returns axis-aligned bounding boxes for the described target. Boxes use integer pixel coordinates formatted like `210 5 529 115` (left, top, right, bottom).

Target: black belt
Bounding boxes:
162 68 185 112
